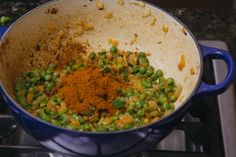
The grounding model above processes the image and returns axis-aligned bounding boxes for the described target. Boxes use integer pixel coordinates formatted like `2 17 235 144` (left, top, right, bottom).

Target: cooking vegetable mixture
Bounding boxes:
14 41 181 132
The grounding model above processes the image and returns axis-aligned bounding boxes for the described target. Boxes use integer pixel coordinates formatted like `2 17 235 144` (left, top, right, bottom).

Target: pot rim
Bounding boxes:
0 0 203 135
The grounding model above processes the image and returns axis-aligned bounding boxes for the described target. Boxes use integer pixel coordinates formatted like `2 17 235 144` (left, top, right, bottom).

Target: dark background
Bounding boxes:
147 0 235 9
1 0 236 9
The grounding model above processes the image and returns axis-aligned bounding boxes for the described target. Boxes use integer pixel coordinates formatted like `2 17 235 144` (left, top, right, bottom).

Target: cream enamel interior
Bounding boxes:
0 0 201 112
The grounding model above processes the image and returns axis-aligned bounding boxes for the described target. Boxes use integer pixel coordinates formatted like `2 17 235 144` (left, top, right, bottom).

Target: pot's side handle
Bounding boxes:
0 26 8 39
195 44 236 97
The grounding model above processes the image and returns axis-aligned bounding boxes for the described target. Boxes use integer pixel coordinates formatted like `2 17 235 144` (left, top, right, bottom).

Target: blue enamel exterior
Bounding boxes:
195 44 236 97
0 5 235 156
0 26 8 39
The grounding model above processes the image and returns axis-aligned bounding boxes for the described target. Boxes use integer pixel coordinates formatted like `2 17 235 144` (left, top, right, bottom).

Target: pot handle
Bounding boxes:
195 44 236 97
0 26 8 39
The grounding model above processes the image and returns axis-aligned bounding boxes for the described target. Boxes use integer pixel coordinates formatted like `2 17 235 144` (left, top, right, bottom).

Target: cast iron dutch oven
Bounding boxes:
0 0 235 156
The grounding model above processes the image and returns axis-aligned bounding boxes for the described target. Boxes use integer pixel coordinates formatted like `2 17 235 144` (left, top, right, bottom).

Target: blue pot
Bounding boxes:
0 0 235 156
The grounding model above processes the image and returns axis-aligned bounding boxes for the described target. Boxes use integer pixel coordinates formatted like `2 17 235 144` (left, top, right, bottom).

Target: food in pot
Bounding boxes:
14 40 181 132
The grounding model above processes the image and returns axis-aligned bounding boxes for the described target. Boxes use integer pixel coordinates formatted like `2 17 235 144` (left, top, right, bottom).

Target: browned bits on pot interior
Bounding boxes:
190 68 195 75
182 27 187 36
77 19 94 31
45 8 58 14
35 43 41 51
25 29 90 70
96 0 104 10
130 33 138 45
178 54 186 71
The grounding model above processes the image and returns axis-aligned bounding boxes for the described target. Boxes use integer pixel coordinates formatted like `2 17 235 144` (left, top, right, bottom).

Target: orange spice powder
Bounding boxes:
57 67 127 116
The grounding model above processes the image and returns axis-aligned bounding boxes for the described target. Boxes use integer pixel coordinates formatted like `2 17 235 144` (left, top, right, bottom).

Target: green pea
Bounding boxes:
123 124 133 129
127 102 135 112
150 110 159 117
29 78 37 84
166 78 175 86
0 16 11 25
53 71 60 78
141 79 152 88
146 66 154 76
135 72 143 78
34 91 43 98
62 66 71 74
103 59 109 65
137 109 145 117
49 63 56 70
110 46 118 53
24 82 32 89
38 109 50 122
46 69 52 75
153 92 160 98
71 64 79 70
15 79 25 91
139 57 149 66
112 98 125 108
138 52 146 58
40 99 48 107
126 88 133 97
102 66 111 73
158 76 165 84
108 124 117 131
46 82 54 91
156 69 163 77
40 71 46 78
98 59 104 67
164 86 173 93
98 50 106 56
51 119 61 126
132 65 139 73
139 66 146 74
89 52 96 60
163 103 172 111
44 74 52 81
97 125 107 132
28 87 36 93
111 115 119 121
150 73 158 81
66 124 78 130
170 95 177 102
81 123 90 131
121 71 128 81
16 95 26 104
79 117 86 124
135 100 144 108
57 113 68 124
159 93 168 105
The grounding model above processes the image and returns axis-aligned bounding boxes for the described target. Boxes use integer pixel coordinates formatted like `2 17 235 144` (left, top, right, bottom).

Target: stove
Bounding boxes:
0 41 236 157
